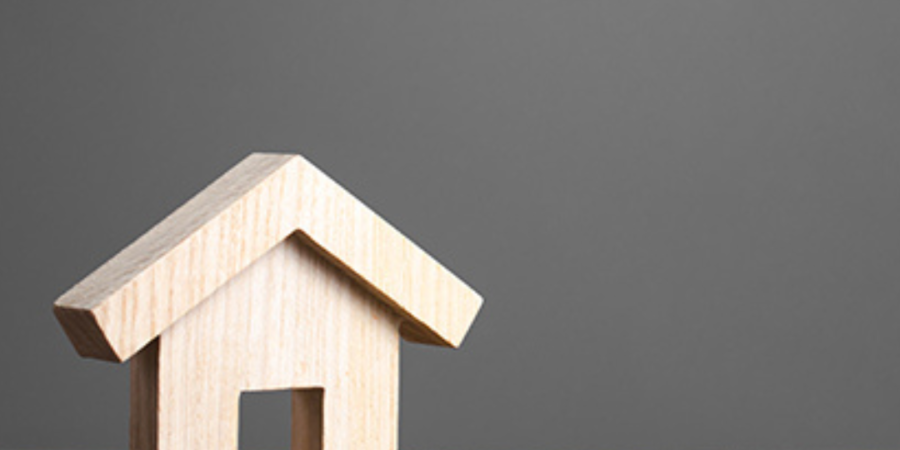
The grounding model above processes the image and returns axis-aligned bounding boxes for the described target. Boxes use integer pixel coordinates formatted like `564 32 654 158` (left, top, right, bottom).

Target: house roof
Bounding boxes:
53 153 483 363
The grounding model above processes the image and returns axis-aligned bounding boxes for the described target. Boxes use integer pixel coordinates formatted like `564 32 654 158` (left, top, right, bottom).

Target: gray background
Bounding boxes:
2 1 900 449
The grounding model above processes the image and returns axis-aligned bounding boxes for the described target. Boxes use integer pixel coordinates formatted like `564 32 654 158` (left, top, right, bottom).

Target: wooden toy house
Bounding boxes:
53 153 483 450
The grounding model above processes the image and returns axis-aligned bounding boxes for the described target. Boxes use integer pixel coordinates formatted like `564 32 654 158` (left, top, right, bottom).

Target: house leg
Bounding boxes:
318 355 399 450
130 339 159 450
131 337 241 450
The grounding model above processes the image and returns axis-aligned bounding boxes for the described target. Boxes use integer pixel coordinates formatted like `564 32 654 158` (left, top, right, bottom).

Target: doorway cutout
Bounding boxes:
240 388 323 450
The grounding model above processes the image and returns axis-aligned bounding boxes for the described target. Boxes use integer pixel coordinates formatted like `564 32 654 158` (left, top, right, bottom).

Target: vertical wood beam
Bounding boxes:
291 388 324 450
130 339 159 450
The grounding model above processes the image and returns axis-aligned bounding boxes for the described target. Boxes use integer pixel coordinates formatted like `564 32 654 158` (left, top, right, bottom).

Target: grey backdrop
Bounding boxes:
2 1 900 449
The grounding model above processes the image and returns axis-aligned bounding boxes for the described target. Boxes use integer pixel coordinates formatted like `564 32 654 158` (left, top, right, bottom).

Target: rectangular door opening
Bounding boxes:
240 388 323 450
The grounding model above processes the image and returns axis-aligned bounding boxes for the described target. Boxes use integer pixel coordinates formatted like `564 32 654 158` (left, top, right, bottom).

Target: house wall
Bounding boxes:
130 234 403 450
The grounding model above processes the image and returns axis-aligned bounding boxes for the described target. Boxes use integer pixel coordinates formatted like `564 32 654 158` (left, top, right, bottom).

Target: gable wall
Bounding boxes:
132 234 402 450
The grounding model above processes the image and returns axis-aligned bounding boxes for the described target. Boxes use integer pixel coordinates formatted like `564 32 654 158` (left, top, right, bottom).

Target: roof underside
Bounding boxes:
53 154 483 362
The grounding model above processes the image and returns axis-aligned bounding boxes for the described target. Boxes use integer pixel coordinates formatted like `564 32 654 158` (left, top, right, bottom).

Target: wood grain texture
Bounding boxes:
54 153 483 362
131 235 401 450
130 338 159 450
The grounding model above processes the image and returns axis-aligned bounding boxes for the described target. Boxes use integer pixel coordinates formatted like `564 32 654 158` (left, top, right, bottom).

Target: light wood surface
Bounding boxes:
130 236 401 450
53 153 483 450
54 153 483 362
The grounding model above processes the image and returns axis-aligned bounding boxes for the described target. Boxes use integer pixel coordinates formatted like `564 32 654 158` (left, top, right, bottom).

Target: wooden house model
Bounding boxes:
53 153 483 450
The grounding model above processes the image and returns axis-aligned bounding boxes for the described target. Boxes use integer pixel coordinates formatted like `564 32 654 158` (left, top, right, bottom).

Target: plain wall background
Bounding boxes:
2 1 900 449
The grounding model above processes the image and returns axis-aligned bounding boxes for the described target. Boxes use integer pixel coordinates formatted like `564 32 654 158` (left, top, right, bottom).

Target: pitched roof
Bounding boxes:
54 153 483 362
